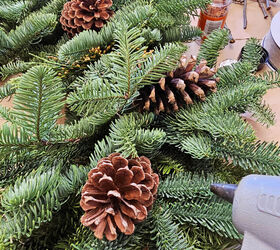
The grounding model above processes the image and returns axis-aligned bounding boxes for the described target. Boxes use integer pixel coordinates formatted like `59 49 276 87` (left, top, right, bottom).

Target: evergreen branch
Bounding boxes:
0 0 34 23
38 0 67 15
0 83 16 100
197 29 229 67
240 38 262 71
55 223 144 250
162 25 202 43
151 204 191 250
51 114 110 142
1 168 59 211
57 28 113 62
176 133 216 160
158 172 215 200
108 112 166 158
182 224 241 250
136 43 185 88
0 154 41 188
214 140 280 175
165 107 256 145
260 69 280 86
90 136 116 167
0 106 16 125
169 197 241 239
112 25 146 96
0 28 12 59
0 60 36 80
67 78 125 116
215 61 253 89
248 101 275 127
0 124 34 151
0 164 88 245
141 28 161 44
8 12 57 52
155 0 211 18
12 66 65 141
155 155 184 175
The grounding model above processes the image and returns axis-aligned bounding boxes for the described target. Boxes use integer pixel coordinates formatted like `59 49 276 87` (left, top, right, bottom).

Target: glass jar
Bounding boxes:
198 0 232 38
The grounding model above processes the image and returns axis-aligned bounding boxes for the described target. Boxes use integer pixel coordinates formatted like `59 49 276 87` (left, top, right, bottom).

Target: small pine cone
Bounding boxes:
80 153 159 241
135 55 219 114
60 0 114 38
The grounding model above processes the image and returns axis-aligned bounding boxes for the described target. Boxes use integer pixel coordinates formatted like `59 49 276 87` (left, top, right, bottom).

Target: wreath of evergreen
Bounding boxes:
0 0 280 249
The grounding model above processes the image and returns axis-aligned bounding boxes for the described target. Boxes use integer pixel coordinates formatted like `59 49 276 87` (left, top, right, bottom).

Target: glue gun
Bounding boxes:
211 175 280 250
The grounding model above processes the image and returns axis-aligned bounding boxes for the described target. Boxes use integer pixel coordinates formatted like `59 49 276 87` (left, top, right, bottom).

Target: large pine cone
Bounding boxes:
135 55 219 114
80 153 159 241
60 0 114 38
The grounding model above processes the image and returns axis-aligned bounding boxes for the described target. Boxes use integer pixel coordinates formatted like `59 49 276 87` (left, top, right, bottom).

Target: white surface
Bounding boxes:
271 11 280 48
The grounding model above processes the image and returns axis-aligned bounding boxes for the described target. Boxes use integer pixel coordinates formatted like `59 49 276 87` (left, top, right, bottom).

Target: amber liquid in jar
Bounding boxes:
198 0 231 39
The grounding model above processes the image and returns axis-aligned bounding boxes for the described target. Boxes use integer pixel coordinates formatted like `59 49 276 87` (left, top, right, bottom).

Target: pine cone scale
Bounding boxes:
122 183 142 200
105 216 117 240
131 166 145 183
115 167 134 187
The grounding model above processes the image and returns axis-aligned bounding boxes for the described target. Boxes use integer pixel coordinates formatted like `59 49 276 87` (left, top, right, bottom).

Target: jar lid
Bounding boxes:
211 0 232 7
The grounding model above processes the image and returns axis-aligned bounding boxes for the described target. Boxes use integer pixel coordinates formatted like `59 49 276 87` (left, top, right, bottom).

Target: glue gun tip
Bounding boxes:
210 183 238 204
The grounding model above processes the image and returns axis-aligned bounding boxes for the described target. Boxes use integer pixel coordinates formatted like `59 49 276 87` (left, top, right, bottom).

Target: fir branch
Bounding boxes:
197 29 229 67
155 0 211 18
215 61 253 89
169 197 241 239
8 12 57 52
136 43 185 88
0 83 16 100
90 136 116 167
0 106 16 125
55 223 145 250
182 224 241 250
12 66 65 141
214 140 280 175
162 25 202 43
0 124 34 153
38 0 67 15
0 60 36 80
67 78 126 117
240 38 262 71
108 112 166 158
248 101 275 127
158 172 215 200
260 69 280 86
176 133 216 160
0 0 34 24
155 155 184 175
0 164 88 246
151 204 191 250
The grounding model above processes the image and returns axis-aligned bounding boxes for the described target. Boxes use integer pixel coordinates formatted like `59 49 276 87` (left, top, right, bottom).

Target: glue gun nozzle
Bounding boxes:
210 183 238 203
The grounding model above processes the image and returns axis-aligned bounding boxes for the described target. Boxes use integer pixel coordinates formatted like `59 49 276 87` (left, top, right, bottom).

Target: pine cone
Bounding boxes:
60 0 114 38
135 55 219 114
80 153 159 241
